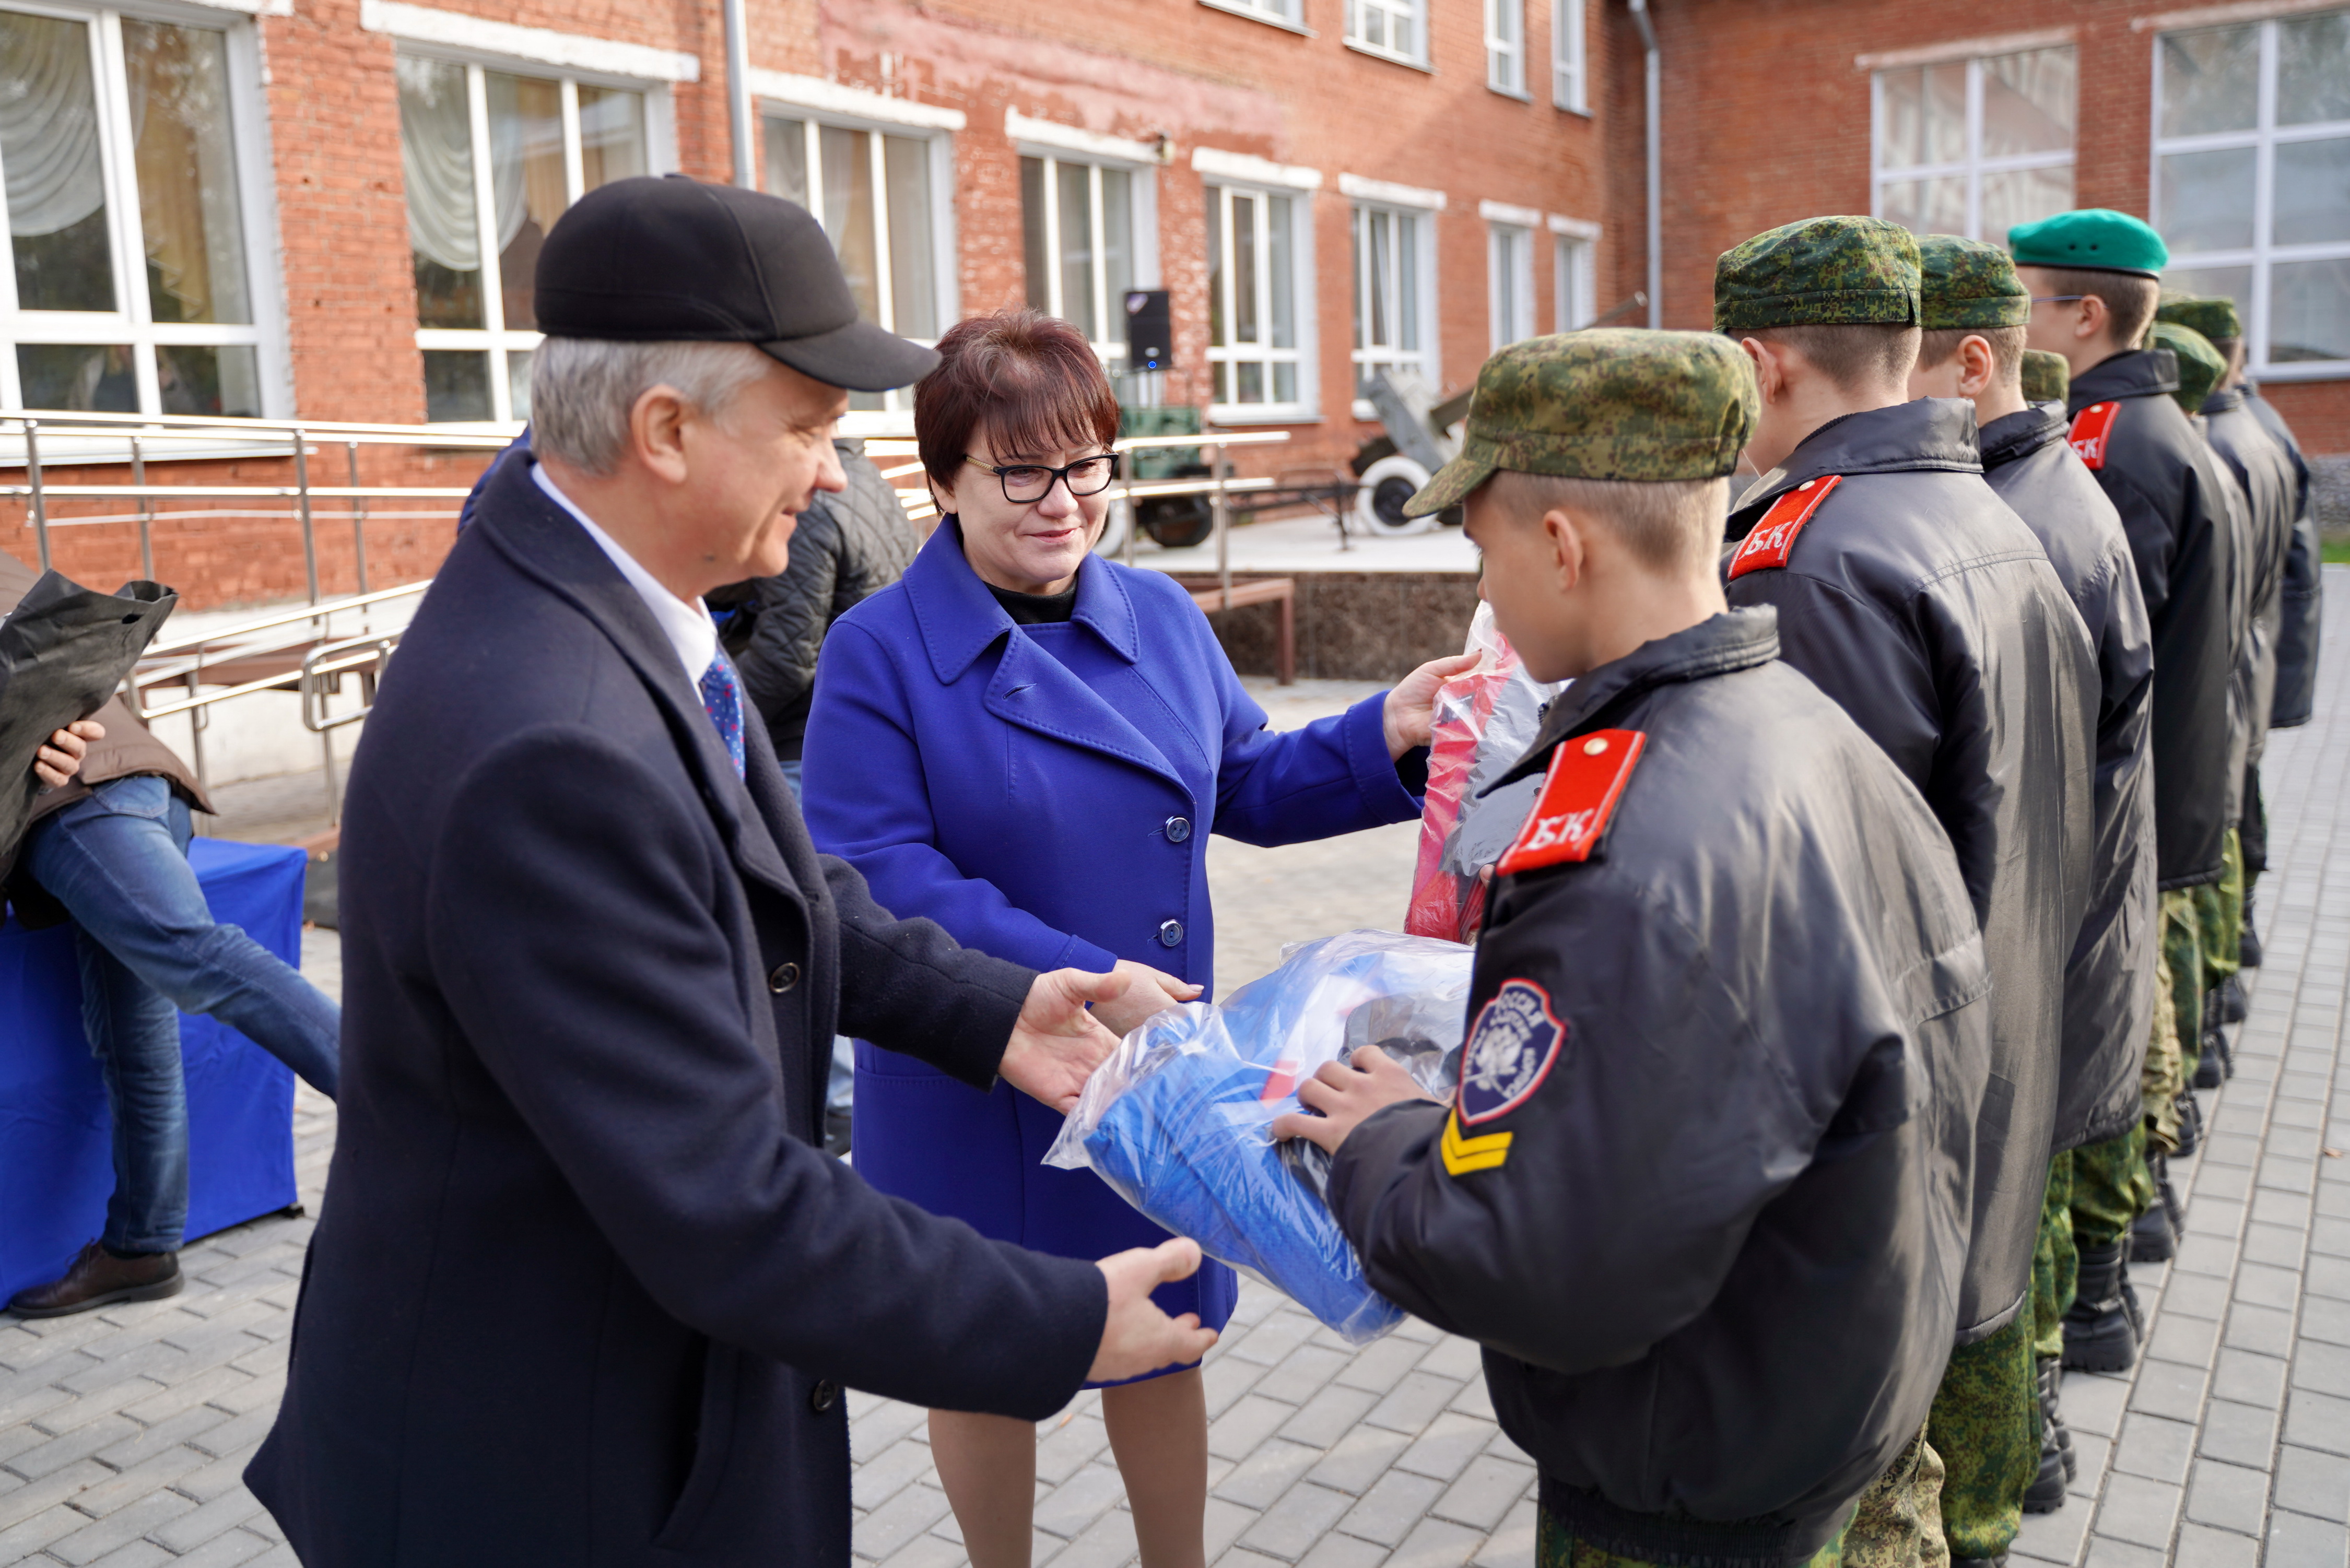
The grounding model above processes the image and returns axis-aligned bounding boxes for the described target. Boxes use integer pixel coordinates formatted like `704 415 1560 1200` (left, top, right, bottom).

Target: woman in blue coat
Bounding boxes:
802 310 1464 1568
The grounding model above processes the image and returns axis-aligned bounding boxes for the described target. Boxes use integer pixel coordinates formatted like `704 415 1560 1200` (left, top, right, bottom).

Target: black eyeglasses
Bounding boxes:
965 453 1121 503
2031 295 2088 304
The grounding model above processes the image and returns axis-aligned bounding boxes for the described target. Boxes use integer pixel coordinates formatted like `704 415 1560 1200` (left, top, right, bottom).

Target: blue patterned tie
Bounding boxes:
699 656 746 780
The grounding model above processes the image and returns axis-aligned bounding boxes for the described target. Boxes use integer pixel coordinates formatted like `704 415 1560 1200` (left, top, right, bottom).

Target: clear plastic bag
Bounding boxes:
1404 604 1566 942
1045 930 1473 1343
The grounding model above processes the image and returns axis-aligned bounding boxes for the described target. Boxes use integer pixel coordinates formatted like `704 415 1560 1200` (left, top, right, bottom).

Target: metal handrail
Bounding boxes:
142 580 431 662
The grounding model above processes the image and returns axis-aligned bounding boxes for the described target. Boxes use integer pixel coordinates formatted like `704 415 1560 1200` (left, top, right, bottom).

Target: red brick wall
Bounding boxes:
1603 0 2350 455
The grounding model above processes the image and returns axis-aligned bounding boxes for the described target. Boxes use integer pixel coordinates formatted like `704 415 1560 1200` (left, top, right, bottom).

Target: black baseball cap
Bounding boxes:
533 174 939 393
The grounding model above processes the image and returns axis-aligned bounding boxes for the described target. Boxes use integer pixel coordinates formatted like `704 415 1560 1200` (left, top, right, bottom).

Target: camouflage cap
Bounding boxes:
1918 234 2030 330
2152 320 2224 414
1404 329 1758 517
1713 216 1921 333
2156 293 2242 345
2019 349 2070 405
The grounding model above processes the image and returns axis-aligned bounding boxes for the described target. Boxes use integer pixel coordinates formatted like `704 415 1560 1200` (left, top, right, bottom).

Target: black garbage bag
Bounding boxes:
0 571 177 858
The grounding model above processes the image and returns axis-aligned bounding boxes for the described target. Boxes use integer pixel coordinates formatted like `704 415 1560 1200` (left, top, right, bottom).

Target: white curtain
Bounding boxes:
0 11 107 239
398 56 480 273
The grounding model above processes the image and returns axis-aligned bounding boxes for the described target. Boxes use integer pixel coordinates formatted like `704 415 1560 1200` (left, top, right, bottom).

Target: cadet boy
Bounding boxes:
2241 373 2325 746
1278 329 1994 1568
2013 210 2240 1166
1715 217 2098 1568
2158 296 2297 1040
1907 237 2160 1512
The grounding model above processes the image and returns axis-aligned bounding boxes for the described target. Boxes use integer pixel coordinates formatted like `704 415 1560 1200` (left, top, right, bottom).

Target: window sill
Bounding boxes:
1197 0 1315 35
1207 408 1324 427
1487 82 1533 101
1344 39 1434 72
1552 97 1592 117
2250 362 2350 385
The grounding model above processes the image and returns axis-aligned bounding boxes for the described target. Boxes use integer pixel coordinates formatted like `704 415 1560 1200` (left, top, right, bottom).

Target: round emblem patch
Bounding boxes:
1456 980 1569 1126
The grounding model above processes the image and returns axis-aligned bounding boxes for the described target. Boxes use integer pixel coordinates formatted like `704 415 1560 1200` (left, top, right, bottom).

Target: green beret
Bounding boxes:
2009 209 2168 278
2152 321 2224 414
1714 216 1921 333
1918 234 2030 330
2020 349 2070 405
1404 329 1758 517
2156 293 2241 345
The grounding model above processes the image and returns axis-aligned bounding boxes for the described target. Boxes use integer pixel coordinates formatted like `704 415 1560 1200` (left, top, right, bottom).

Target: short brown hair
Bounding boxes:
1742 324 1920 394
1916 325 2029 387
1486 469 1730 575
915 309 1120 492
2035 267 2160 351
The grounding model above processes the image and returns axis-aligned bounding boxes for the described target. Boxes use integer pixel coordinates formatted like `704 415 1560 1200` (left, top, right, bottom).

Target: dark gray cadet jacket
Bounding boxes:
2066 350 2239 889
1330 609 1991 1567
1721 396 2096 1341
245 453 1105 1567
711 442 918 762
2242 386 2322 729
1979 404 2157 1154
2202 389 2297 775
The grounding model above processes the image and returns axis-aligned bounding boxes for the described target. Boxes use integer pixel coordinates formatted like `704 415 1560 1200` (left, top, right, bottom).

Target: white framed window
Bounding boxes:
1347 0 1426 67
2153 10 2350 376
761 110 954 428
1553 0 1587 112
1486 0 1525 96
1486 211 1536 350
400 51 654 423
1351 202 1438 414
1020 149 1157 372
0 4 283 417
1872 45 2075 245
1553 228 1596 331
1200 0 1302 28
1206 182 1312 420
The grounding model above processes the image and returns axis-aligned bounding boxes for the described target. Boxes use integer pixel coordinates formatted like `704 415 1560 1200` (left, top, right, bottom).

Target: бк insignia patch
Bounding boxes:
1456 979 1568 1127
2069 402 2120 470
1440 1114 1513 1177
1495 728 1645 876
1726 474 1841 579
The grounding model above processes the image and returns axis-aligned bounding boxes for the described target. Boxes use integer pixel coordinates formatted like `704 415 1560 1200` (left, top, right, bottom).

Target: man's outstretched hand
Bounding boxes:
1089 1238 1219 1384
1271 1046 1441 1154
1000 967 1127 1113
33 720 103 789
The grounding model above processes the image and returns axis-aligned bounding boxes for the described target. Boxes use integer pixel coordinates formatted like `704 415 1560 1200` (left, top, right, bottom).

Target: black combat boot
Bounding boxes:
2241 894 2264 968
2064 1241 2138 1372
1951 1557 2008 1567
2045 1355 2076 1478
2132 1150 2178 1263
2195 1040 2226 1089
2023 1356 2071 1513
2175 1090 2202 1157
2215 973 2248 1024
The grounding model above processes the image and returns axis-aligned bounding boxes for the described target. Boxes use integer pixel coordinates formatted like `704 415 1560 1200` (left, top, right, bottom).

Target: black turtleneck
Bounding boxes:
989 582 1079 624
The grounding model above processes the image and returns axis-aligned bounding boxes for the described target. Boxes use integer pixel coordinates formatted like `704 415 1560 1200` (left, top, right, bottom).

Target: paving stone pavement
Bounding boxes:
2 574 2344 1566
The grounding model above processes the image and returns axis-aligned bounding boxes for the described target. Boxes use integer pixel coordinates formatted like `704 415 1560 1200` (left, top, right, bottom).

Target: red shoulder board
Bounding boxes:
1726 475 1842 580
1495 729 1647 876
2069 402 2120 471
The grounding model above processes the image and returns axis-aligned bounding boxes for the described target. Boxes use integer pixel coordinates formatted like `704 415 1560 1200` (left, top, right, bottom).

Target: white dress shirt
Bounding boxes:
533 462 717 690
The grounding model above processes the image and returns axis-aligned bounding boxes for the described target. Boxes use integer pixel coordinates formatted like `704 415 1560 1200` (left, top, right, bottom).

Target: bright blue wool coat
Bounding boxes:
802 522 1421 1349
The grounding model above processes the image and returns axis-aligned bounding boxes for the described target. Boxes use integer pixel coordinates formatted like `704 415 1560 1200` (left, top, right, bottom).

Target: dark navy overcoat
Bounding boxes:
802 522 1421 1339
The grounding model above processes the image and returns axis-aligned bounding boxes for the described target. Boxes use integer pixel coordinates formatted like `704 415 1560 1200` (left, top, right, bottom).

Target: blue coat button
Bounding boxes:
1165 816 1192 843
1158 919 1184 948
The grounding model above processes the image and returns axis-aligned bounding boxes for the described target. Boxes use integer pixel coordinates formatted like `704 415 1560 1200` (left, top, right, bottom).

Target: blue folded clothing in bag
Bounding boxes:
1046 929 1472 1343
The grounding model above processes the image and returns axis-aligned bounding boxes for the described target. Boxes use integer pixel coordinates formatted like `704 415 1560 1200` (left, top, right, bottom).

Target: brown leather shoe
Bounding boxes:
7 1241 182 1318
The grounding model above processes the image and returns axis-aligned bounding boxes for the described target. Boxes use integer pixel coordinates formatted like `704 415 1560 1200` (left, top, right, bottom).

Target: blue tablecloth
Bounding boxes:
1 836 303 1299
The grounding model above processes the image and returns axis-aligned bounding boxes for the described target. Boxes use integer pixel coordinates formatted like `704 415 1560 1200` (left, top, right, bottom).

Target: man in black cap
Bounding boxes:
243 176 1215 1566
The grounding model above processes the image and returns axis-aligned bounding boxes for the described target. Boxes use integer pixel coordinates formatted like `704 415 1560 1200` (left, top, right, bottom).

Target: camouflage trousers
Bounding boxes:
2071 1124 2155 1251
2034 1152 2079 1360
1806 1427 1949 1568
2163 888 2205 1084
1926 1316 2040 1560
1539 1430 1951 1568
2194 828 2245 994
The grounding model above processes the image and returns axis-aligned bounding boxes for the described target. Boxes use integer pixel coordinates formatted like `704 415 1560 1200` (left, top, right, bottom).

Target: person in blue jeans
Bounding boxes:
7 717 339 1318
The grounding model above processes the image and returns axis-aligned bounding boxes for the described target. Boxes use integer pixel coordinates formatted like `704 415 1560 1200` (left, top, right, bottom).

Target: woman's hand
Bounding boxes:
33 720 103 789
1381 653 1480 760
1092 959 1203 1038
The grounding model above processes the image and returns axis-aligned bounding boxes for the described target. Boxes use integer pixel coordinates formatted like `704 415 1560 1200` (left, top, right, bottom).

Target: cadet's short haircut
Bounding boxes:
1916 325 2029 387
2036 267 2160 350
2210 336 2246 379
1487 469 1730 575
1741 323 1920 394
